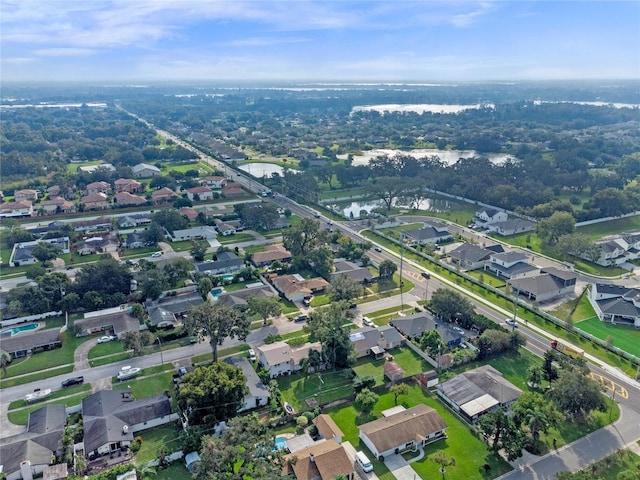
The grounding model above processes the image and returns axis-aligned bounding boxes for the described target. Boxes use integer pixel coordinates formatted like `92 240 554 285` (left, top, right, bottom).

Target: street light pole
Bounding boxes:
399 235 404 310
157 337 164 366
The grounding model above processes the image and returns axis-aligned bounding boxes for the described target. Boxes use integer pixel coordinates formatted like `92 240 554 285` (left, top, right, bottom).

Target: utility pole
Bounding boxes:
511 286 520 332
157 337 164 366
399 234 404 311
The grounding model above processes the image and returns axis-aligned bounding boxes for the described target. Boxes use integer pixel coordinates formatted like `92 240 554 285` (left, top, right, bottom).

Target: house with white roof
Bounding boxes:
132 163 161 178
256 341 322 378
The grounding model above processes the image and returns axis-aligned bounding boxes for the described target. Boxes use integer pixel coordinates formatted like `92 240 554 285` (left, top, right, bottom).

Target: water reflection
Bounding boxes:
337 197 455 219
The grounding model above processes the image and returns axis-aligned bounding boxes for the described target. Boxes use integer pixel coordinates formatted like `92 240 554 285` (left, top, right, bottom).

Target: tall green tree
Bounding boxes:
546 370 607 421
428 287 474 324
390 383 409 406
431 451 456 480
282 217 324 257
247 295 282 326
304 303 355 369
537 211 575 245
355 388 378 416
186 303 250 362
190 241 207 262
328 274 361 302
378 259 397 280
32 242 63 266
177 362 248 428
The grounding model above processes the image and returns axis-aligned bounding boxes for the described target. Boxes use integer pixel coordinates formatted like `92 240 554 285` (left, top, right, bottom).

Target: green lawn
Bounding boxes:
113 372 175 399
88 340 126 359
8 383 91 410
89 352 132 367
328 384 511 479
136 425 183 464
556 449 640 479
218 233 255 244
352 347 433 387
575 317 640 357
8 392 88 425
278 368 356 412
577 215 640 240
0 365 74 389
150 462 191 480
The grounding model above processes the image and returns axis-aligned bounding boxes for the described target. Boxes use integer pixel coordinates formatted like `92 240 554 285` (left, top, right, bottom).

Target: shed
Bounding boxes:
384 361 404 382
185 451 201 473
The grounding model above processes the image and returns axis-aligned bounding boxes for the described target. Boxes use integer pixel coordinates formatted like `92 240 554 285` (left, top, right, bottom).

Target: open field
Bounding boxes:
576 317 640 357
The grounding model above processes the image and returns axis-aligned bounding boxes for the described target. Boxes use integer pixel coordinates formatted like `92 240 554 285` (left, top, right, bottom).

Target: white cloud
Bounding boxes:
34 48 97 57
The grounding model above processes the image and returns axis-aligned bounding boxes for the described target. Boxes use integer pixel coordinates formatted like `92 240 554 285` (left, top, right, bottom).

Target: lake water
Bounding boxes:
238 163 285 178
351 103 494 115
337 197 455 219
339 149 514 167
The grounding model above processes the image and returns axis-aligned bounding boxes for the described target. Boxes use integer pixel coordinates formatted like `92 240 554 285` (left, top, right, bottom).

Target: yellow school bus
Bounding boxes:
551 339 584 359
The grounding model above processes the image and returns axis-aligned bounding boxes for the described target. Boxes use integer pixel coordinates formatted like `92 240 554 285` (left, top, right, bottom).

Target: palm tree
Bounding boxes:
524 408 549 440
0 352 11 375
135 463 157 479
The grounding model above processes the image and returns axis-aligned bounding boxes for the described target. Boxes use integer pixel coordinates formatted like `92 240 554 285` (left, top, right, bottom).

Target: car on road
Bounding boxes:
248 348 256 361
61 376 84 388
505 318 518 328
294 314 308 322
151 251 162 258
421 272 431 279
373 247 382 252
363 317 375 327
97 335 115 344
452 326 465 336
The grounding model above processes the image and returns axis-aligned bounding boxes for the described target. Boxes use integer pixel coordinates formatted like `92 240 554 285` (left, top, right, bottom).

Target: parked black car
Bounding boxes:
61 376 84 388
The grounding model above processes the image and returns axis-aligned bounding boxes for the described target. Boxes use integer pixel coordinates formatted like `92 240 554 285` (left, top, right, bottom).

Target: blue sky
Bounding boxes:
1 1 639 82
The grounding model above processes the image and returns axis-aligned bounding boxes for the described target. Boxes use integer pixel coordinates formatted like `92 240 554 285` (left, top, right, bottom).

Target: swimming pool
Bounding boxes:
274 437 287 450
0 323 39 337
209 287 225 300
219 274 235 281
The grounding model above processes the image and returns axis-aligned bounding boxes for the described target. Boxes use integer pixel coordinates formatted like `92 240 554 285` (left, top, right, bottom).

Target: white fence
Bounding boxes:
1 311 62 327
575 211 640 227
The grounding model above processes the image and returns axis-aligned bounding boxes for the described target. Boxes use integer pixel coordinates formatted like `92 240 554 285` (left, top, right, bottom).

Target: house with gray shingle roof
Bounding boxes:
448 243 501 270
507 267 577 303
330 259 373 283
484 251 538 280
224 356 270 411
389 312 463 348
589 283 640 327
195 251 244 275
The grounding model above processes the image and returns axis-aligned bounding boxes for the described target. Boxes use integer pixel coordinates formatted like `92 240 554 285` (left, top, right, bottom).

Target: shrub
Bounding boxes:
296 416 308 428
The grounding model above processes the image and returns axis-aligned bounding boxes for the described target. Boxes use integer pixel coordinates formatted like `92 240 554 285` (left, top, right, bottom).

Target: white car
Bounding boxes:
97 335 114 344
452 326 465 336
151 252 162 258
505 319 518 328
248 349 256 361
363 317 375 327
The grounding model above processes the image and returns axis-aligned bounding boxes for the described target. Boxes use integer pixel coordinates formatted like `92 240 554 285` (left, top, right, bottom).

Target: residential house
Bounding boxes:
123 232 146 249
186 186 214 201
330 259 373 283
593 239 628 266
215 285 277 309
179 207 199 221
401 220 452 246
72 216 112 232
588 283 640 327
389 312 463 348
47 185 61 197
437 365 522 421
215 220 237 236
144 291 204 328
114 192 147 206
486 219 536 236
40 197 75 214
0 405 66 480
117 214 152 229
195 252 244 275
86 181 111 195
9 237 70 267
14 189 39 202
313 414 343 444
81 192 109 210
348 326 404 359
221 183 245 198
74 310 141 337
132 163 161 178
448 243 504 270
484 251 538 280
283 439 354 480
251 244 293 267
358 404 447 459
256 341 322 378
114 178 142 194
82 390 172 457
151 187 178 204
169 226 217 242
224 356 270 411
0 200 33 218
507 267 577 303
75 234 119 255
271 274 329 303
0 327 62 358
200 175 227 189
474 208 508 226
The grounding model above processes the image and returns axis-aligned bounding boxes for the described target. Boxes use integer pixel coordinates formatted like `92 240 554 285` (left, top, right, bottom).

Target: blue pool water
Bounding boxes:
220 274 234 281
209 287 225 299
274 437 287 450
0 323 39 336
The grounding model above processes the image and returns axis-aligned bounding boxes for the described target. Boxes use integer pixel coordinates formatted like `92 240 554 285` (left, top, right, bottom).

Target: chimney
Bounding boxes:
309 453 315 463
20 461 34 480
123 425 129 435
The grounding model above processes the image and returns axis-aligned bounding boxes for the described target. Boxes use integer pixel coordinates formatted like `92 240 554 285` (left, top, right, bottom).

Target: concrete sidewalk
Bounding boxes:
383 453 419 480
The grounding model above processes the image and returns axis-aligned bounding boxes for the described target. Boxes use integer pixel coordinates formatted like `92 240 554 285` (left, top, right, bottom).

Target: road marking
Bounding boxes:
590 372 629 399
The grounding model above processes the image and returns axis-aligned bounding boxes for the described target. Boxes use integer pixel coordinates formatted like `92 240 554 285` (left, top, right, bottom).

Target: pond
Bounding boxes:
338 148 515 167
337 197 456 219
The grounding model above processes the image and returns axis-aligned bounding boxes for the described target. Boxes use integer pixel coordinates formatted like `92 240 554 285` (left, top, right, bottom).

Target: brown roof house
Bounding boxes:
114 192 147 207
251 244 293 267
358 404 447 460
283 439 354 480
151 187 178 204
114 178 142 194
200 175 227 188
81 192 109 210
74 309 141 338
14 189 39 202
86 181 111 195
271 274 329 303
0 200 33 218
186 186 214 202
312 414 344 444
40 197 75 214
221 182 245 198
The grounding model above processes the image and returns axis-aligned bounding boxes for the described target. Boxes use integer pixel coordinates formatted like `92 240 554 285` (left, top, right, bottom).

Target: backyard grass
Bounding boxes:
328 383 512 479
352 346 433 387
575 317 640 357
577 214 640 240
278 368 356 412
148 462 191 480
136 425 183 464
